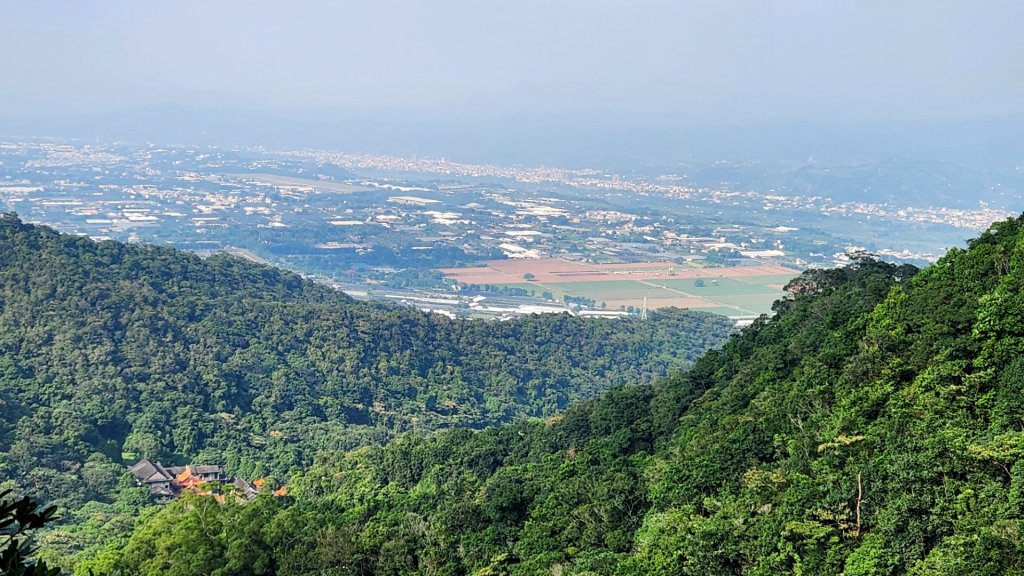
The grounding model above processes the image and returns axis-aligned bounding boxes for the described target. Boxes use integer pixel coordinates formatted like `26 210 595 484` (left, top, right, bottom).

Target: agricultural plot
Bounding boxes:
737 274 799 289
648 277 782 296
710 293 786 311
547 280 675 300
603 296 712 310
441 258 800 318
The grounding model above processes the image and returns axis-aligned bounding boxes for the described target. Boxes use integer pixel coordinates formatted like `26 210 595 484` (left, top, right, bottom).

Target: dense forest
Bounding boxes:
73 215 1024 575
0 214 735 568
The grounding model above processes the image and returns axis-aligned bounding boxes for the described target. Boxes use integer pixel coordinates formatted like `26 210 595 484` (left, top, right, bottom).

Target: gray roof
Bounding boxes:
232 477 259 499
163 465 223 476
150 485 176 497
193 465 224 475
128 459 173 483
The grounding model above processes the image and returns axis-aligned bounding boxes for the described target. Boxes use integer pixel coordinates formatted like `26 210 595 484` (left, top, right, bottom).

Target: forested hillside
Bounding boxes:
0 214 734 521
80 216 1024 575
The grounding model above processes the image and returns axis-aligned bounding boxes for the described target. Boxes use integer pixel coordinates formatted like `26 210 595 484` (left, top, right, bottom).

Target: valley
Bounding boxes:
0 140 1003 324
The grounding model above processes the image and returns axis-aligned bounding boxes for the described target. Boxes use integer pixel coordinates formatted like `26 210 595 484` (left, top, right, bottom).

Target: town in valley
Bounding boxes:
0 139 1010 323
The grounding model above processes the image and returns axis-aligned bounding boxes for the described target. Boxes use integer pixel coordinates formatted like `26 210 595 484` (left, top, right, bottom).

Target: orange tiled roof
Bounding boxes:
176 466 203 489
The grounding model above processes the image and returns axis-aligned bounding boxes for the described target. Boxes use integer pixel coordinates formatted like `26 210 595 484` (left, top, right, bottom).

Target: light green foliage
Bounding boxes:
18 213 1024 574
0 214 734 568
88 215 1024 574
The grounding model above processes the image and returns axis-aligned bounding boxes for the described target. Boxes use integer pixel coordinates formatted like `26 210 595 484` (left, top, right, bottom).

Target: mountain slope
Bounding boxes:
0 213 734 514
81 215 1024 575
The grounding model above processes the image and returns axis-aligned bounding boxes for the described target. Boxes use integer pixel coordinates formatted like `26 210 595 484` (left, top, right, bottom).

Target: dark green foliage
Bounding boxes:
0 214 734 566
82 215 1024 575
0 490 59 576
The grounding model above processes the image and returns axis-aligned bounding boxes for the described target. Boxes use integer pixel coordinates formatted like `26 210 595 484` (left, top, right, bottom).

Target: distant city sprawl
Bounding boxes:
0 140 1008 321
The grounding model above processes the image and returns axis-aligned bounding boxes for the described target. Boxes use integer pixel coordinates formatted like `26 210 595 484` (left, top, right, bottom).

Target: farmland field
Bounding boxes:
602 296 712 310
648 277 780 295
547 280 678 299
710 293 786 311
440 258 801 318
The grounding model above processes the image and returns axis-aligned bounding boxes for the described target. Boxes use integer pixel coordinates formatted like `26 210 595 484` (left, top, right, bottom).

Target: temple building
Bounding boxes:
128 459 260 502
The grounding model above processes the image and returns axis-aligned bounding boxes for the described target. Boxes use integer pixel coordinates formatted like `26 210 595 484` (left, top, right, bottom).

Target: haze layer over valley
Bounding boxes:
2 2 1024 575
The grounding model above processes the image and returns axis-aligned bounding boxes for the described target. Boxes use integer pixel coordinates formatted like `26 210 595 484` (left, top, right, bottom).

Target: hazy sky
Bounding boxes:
2 0 1022 124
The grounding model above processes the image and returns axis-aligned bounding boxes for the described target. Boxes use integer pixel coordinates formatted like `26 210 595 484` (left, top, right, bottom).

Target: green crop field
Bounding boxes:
487 270 798 318
741 274 799 285
545 280 671 299
711 293 786 311
648 277 784 296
